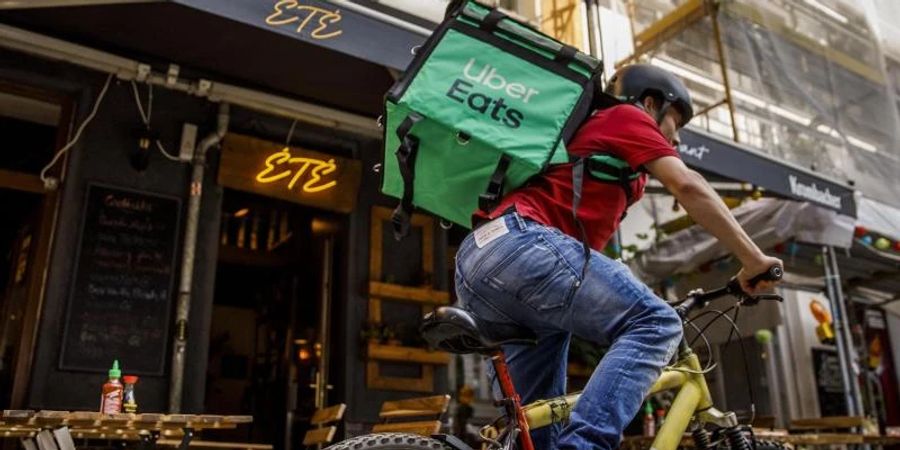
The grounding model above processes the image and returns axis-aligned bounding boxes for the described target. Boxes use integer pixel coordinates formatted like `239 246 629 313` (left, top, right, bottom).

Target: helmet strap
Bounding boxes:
654 100 672 127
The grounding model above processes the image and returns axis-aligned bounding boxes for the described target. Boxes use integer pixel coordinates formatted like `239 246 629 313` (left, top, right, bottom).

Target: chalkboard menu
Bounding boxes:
59 183 181 375
812 348 848 416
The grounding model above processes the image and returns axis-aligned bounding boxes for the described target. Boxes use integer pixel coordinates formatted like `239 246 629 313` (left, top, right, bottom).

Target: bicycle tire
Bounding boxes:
324 433 450 450
716 438 789 450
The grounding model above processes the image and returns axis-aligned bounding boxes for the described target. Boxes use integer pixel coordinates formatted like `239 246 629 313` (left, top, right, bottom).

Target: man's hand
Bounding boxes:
736 256 784 295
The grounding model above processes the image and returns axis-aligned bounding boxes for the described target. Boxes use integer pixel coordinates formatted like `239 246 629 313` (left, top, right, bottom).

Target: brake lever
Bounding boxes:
736 292 784 307
755 294 784 303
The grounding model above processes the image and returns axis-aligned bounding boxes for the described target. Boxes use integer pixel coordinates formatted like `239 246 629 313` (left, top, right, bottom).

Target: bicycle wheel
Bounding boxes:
324 433 450 450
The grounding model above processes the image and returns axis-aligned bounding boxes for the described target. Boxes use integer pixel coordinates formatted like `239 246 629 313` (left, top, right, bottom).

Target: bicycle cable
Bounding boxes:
682 316 716 372
727 305 758 442
687 303 759 433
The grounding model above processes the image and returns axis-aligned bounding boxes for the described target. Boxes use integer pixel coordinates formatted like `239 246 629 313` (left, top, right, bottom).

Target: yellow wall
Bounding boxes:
540 0 584 48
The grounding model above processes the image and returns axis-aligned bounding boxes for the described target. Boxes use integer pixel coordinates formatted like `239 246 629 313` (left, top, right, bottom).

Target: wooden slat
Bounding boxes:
3 410 35 424
66 411 100 427
379 395 450 418
0 169 44 194
222 416 254 424
372 420 441 436
157 439 274 450
863 435 900 445
367 364 435 393
310 404 346 425
369 282 450 304
368 343 450 365
302 426 336 446
790 416 866 430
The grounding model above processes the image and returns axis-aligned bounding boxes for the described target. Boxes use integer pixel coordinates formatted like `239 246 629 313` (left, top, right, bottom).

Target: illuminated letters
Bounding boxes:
256 147 338 193
266 0 343 40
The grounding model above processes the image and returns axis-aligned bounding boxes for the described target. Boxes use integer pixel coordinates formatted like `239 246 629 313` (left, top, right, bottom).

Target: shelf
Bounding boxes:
369 281 450 305
367 342 450 365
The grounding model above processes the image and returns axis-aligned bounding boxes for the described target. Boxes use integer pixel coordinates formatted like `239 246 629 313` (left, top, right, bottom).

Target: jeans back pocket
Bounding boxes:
482 235 579 311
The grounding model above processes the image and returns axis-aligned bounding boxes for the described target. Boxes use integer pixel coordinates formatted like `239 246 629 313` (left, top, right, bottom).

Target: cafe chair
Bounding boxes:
302 403 347 449
372 395 451 436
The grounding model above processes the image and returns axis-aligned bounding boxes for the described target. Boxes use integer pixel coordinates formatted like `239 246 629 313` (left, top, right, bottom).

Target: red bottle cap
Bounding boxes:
122 375 139 384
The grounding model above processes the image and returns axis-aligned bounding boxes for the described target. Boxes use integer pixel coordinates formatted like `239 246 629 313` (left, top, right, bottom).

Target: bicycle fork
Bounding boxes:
491 351 535 450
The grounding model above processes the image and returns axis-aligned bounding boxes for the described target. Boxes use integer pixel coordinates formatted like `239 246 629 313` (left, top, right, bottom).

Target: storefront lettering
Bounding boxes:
256 147 338 193
677 143 710 161
266 0 343 40
788 175 842 209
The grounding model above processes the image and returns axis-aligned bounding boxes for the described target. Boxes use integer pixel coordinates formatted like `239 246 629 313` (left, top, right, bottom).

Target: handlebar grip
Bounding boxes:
748 265 783 288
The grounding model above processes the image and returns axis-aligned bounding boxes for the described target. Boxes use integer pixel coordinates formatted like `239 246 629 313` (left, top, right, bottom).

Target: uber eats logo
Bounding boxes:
445 58 540 129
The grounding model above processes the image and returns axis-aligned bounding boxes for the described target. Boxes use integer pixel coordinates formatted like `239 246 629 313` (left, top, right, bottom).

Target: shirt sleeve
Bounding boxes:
572 105 680 170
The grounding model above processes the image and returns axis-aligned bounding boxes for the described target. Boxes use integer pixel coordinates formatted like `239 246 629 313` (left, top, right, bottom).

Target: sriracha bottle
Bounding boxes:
100 360 124 414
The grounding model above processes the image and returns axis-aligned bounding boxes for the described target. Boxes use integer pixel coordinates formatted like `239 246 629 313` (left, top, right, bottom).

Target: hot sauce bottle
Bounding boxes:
100 360 124 414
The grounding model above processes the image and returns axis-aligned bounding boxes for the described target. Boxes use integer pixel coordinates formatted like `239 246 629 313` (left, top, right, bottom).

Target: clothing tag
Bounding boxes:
474 217 509 248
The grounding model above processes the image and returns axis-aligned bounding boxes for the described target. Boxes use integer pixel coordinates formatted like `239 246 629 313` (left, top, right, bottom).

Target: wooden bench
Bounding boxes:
789 415 868 431
302 404 346 449
372 395 450 436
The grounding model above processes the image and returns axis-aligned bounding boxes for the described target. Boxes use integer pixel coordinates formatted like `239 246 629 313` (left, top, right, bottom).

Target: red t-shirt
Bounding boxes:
475 104 680 251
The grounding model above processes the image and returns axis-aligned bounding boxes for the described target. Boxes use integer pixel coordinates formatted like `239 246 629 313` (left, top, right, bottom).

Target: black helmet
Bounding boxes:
605 64 694 127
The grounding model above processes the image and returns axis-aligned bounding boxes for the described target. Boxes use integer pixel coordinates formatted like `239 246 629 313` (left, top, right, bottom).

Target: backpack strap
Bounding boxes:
571 157 590 284
569 153 639 271
479 154 512 213
586 154 639 217
391 113 423 240
479 8 506 32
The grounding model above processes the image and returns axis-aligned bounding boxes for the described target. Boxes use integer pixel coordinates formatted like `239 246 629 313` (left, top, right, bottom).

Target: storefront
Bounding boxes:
0 1 452 448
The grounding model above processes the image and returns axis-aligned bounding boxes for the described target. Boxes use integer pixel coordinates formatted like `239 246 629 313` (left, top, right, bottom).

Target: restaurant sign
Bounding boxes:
219 133 361 213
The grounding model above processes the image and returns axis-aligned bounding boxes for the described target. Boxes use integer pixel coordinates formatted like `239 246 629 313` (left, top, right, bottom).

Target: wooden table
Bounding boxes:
1 410 260 450
620 428 900 449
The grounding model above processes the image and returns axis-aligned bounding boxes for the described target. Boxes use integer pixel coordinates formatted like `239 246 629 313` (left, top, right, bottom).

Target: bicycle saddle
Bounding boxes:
420 306 537 355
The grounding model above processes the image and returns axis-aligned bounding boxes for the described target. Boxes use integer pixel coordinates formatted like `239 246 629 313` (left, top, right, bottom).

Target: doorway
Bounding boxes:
205 189 344 450
0 84 65 409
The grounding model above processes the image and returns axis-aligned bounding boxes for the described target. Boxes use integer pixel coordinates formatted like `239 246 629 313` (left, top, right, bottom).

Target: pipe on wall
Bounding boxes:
168 102 229 413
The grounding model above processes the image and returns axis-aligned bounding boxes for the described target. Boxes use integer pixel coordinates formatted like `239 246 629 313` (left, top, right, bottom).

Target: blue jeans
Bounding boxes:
455 213 683 450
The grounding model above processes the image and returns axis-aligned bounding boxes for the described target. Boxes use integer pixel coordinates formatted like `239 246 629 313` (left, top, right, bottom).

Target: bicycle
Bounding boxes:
327 266 785 450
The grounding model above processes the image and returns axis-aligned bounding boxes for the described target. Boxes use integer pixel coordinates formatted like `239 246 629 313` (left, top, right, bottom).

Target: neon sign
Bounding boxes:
256 147 338 193
266 0 343 40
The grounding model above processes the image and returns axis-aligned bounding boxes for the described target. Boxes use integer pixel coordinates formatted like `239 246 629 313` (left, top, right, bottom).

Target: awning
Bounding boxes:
678 127 857 218
630 198 855 284
0 0 430 116
629 198 899 311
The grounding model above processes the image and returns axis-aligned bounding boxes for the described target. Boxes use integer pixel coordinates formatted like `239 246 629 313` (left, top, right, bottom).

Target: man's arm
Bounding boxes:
644 156 783 293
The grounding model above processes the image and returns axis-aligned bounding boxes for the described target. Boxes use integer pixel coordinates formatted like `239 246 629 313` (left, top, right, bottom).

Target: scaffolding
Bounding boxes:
603 0 900 209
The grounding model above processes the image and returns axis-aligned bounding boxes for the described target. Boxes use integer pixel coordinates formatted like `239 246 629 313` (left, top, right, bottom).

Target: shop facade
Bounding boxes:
0 1 457 447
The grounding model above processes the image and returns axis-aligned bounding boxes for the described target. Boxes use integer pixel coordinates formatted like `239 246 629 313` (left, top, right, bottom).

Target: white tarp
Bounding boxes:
857 195 900 241
630 198 854 283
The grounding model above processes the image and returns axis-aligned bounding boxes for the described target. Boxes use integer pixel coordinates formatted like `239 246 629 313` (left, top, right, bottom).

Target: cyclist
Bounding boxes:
454 64 784 450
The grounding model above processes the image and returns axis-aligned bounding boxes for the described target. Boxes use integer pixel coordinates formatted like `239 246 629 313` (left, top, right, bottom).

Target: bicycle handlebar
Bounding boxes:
673 264 783 317
747 265 783 288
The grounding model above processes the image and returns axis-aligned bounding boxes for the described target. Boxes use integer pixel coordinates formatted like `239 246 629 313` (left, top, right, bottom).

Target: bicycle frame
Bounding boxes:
491 340 739 450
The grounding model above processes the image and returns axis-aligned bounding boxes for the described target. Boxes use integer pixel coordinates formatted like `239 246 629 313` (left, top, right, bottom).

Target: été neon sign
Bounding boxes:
266 0 343 40
255 147 338 193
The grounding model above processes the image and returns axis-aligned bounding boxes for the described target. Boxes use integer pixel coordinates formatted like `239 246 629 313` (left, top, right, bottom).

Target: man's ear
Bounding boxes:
641 96 656 113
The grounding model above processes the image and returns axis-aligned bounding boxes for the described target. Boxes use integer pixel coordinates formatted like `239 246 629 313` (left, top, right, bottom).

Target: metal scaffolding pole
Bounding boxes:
709 3 740 143
822 246 864 417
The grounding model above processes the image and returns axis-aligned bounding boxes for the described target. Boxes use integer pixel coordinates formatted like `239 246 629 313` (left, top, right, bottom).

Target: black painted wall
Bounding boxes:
0 49 219 412
1 47 449 421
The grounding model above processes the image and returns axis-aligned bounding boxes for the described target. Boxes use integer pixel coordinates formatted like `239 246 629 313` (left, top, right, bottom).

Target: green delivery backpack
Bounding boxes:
381 0 634 239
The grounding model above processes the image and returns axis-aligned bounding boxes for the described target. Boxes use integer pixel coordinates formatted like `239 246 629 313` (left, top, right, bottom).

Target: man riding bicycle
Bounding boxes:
454 64 784 450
